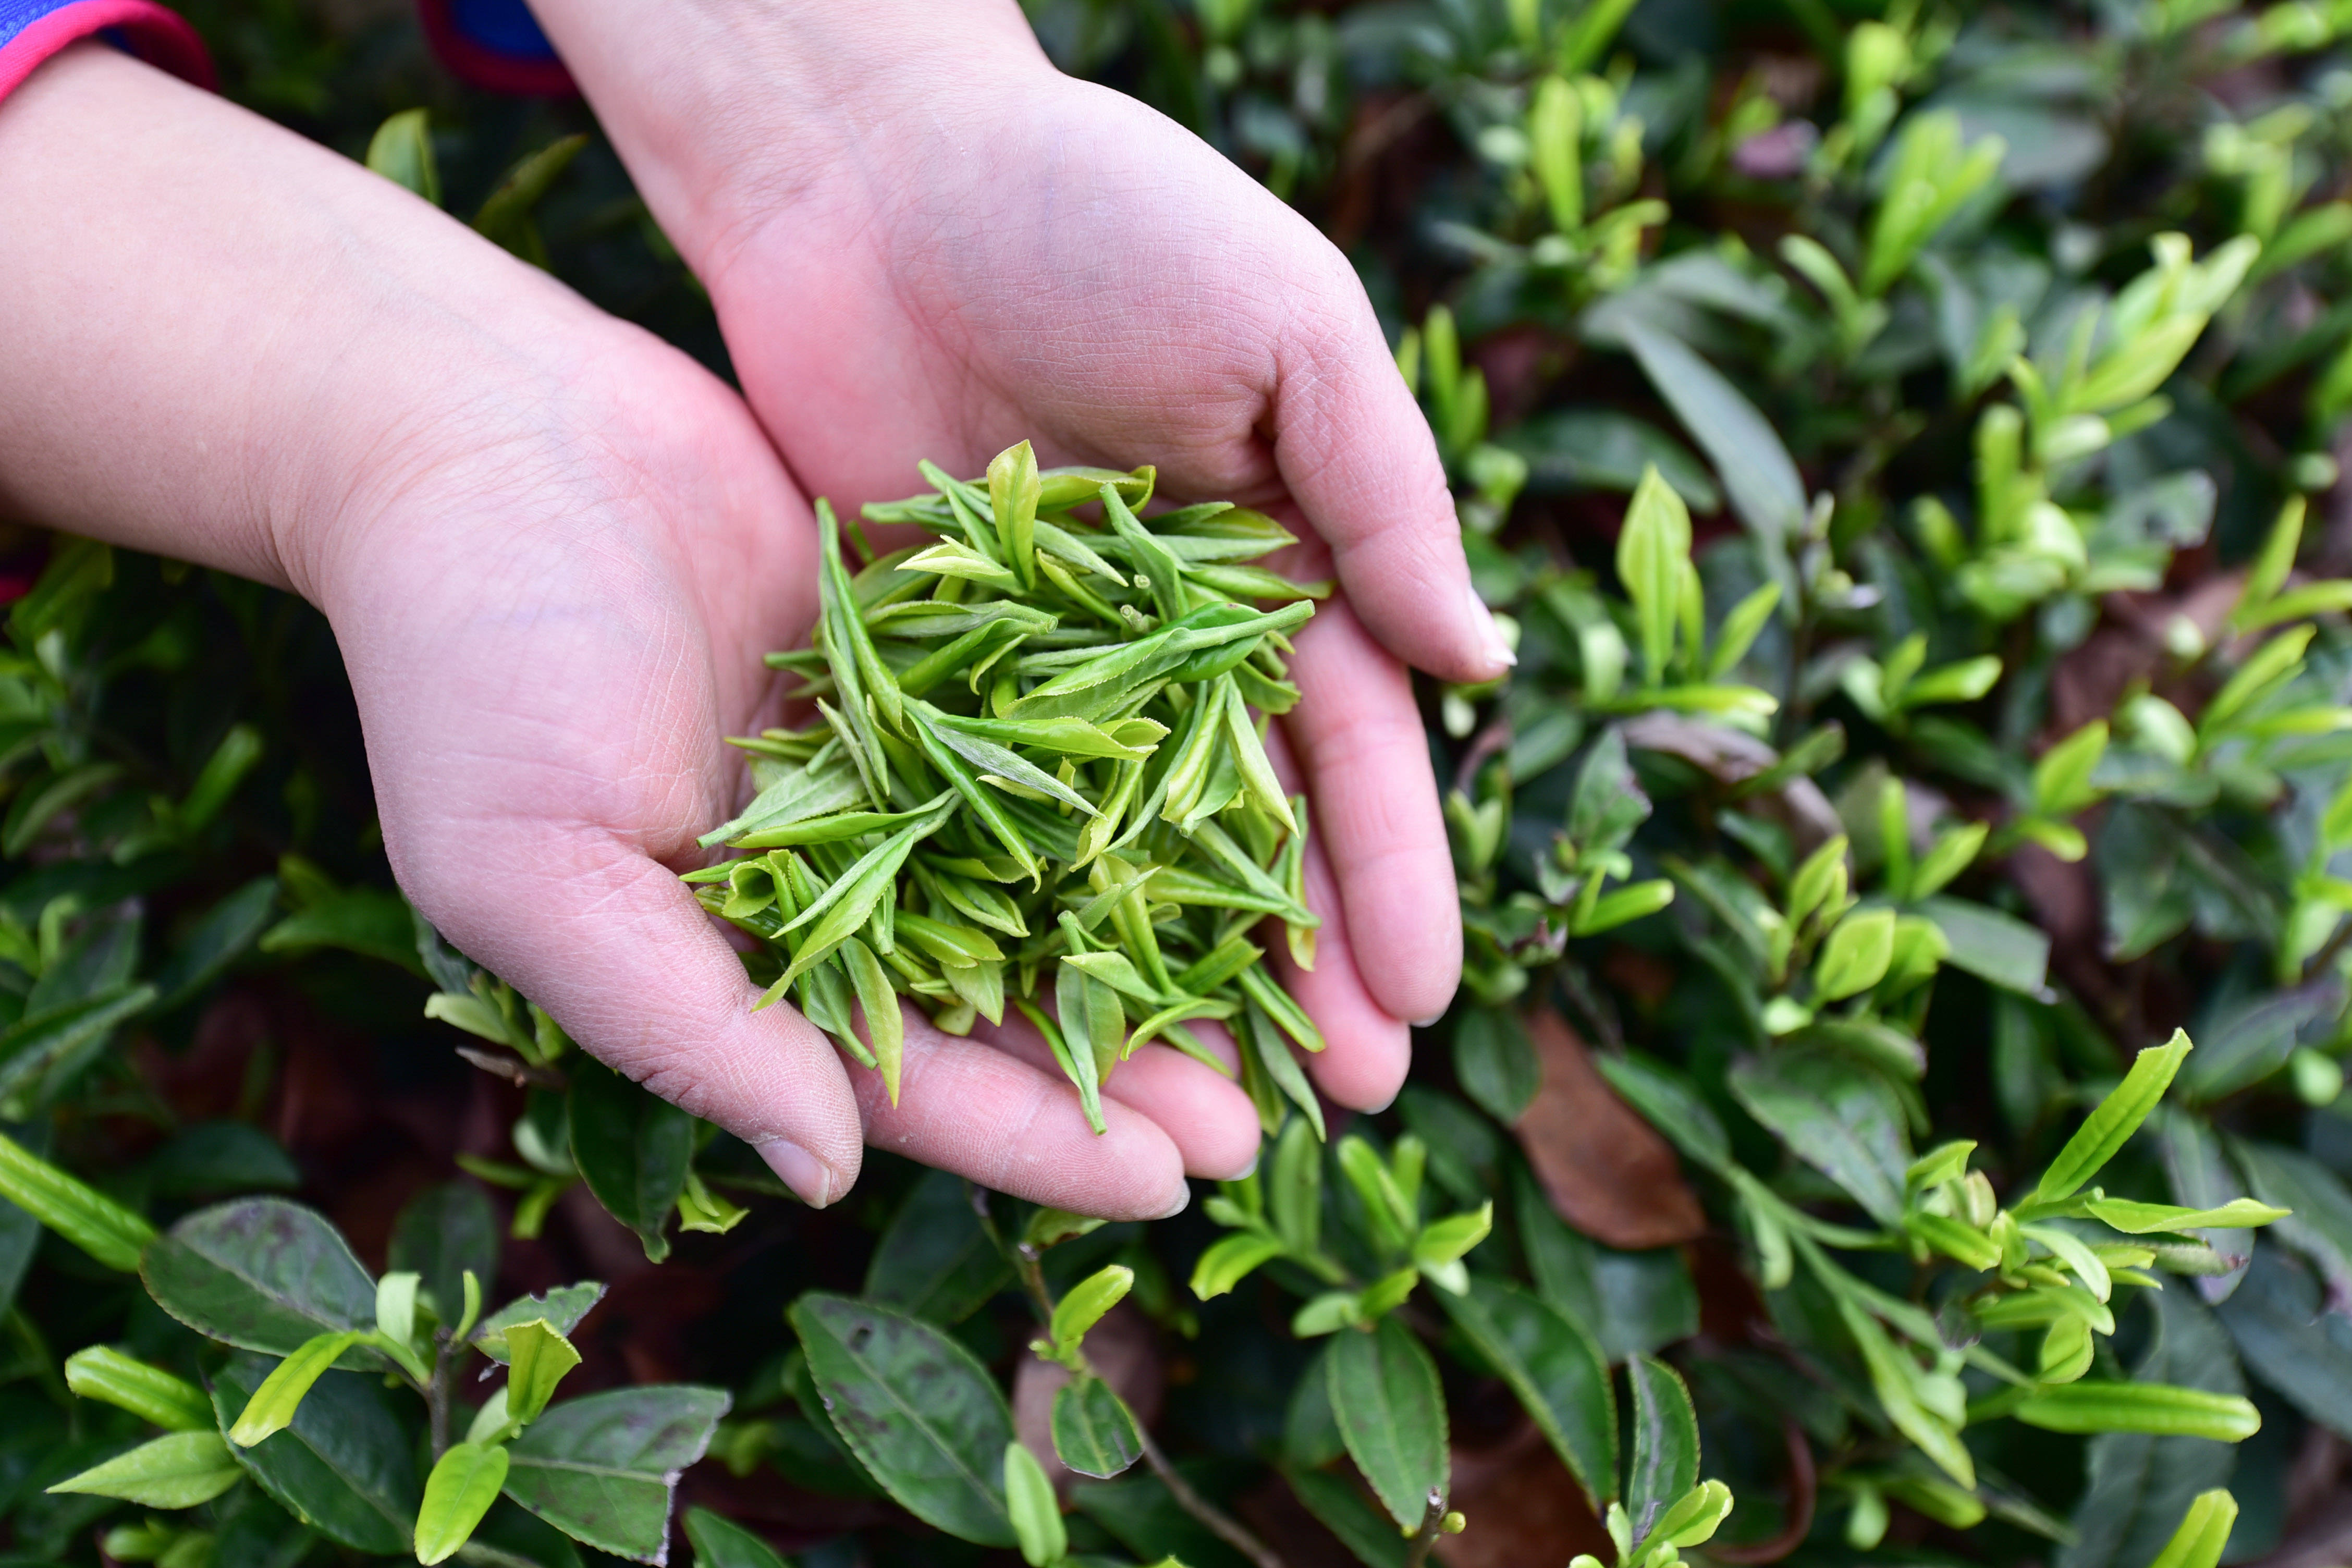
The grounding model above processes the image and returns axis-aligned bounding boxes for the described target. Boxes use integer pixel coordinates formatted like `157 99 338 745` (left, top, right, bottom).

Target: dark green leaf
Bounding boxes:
863 1169 1012 1326
0 984 157 1104
475 1283 607 1364
143 1198 376 1358
1591 1052 1730 1172
1052 1375 1143 1479
1327 1317 1447 1529
212 1354 419 1554
1918 895 2051 996
1437 1278 1614 1506
1624 1355 1700 1548
1517 1174 1698 1361
789 1292 1014 1546
144 1122 299 1199
1621 322 1806 545
1453 1009 1539 1124
2229 1137 2352 1290
1283 1467 1407 1568
259 887 422 975
502 1386 729 1563
681 1507 788 1568
389 1181 500 1326
2219 1246 2352 1441
567 1057 692 1264
1728 1050 1911 1226
151 877 277 1012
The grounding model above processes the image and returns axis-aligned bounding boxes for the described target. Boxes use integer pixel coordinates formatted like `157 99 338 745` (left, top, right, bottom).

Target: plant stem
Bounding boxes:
1403 1491 1449 1568
1137 1423 1288 1568
965 1182 1291 1568
428 1337 454 1459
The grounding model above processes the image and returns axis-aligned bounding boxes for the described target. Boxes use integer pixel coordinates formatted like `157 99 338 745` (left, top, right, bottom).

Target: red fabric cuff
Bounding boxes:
416 0 574 97
0 0 213 104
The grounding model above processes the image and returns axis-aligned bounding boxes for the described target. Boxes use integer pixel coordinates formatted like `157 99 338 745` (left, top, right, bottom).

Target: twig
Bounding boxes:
428 1337 454 1459
965 1182 1291 1568
1402 1490 1450 1568
1710 1419 1816 1563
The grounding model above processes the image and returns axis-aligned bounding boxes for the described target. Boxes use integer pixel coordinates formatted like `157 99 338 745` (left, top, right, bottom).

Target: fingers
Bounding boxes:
1273 835 1412 1113
1280 599 1463 1026
404 828 868 1209
852 1008 1200 1219
1269 236 1511 685
968 1011 1261 1182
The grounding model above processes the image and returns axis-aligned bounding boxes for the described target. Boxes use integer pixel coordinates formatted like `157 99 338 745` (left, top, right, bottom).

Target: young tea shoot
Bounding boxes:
689 442 1328 1134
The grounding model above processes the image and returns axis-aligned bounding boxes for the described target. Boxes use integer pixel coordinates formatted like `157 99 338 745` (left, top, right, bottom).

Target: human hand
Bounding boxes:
0 43 1256 1217
534 0 1511 1114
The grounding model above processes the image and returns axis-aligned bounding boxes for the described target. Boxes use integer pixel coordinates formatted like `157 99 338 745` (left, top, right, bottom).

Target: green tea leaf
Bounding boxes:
1052 1375 1144 1479
2033 1030 2193 1205
1728 1050 1910 1225
63 1345 213 1431
503 1386 730 1563
505 1320 583 1428
865 1169 1012 1326
1436 1280 1614 1509
1003 1442 1066 1568
790 1293 1014 1547
414 1442 508 1566
46 1431 242 1509
2017 1383 2259 1441
227 1331 368 1446
681 1507 790 1568
212 1354 419 1553
473 1283 606 1364
143 1198 375 1357
1327 1317 1448 1529
1623 1355 1699 1547
0 1128 154 1272
567 1057 692 1264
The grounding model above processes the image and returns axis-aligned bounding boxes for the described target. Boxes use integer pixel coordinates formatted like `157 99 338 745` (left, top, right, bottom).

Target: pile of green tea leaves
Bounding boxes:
685 440 1329 1133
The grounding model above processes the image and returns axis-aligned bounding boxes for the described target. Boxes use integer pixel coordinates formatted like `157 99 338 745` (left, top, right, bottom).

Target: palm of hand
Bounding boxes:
327 334 1256 1215
704 73 1468 1113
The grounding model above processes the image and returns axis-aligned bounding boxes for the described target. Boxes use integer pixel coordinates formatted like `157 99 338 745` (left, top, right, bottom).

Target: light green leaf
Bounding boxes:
2033 1030 2193 1206
414 1442 508 1566
228 1331 369 1446
1003 1442 1066 1568
46 1431 242 1509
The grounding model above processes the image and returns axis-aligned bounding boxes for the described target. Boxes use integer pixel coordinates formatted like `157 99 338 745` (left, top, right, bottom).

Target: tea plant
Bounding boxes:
14 0 2352 1565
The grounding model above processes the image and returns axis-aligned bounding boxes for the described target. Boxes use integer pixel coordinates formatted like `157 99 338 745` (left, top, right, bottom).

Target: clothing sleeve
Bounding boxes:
0 0 212 104
417 0 572 96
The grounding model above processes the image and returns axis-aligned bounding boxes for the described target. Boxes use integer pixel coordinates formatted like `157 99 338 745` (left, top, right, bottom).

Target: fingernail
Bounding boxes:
1467 582 1517 671
758 1138 837 1209
1410 1011 1446 1027
1232 1152 1260 1181
1158 1181 1193 1220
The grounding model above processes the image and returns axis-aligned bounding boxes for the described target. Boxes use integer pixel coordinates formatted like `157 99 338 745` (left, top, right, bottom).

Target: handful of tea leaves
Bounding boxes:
687 442 1329 1135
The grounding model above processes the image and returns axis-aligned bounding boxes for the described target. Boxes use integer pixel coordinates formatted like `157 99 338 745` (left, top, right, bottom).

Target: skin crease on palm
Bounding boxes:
0 8 1504 1221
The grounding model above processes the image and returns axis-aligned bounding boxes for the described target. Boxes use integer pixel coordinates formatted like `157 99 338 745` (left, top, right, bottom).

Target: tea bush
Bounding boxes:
5 1 2352 1565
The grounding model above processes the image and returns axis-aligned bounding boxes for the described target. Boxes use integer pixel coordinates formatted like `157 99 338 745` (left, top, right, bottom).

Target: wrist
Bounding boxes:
526 0 1052 277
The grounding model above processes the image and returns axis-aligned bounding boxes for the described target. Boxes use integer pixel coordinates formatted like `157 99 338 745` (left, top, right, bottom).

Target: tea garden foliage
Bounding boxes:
9 0 2352 1564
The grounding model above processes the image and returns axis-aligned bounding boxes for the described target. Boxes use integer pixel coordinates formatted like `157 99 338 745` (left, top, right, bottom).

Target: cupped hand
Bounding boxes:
0 39 1253 1220
551 2 1504 1116
320 331 1260 1216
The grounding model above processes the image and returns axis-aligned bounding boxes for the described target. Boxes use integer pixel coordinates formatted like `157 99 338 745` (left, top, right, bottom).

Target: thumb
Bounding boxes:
405 827 866 1209
1270 235 1513 685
